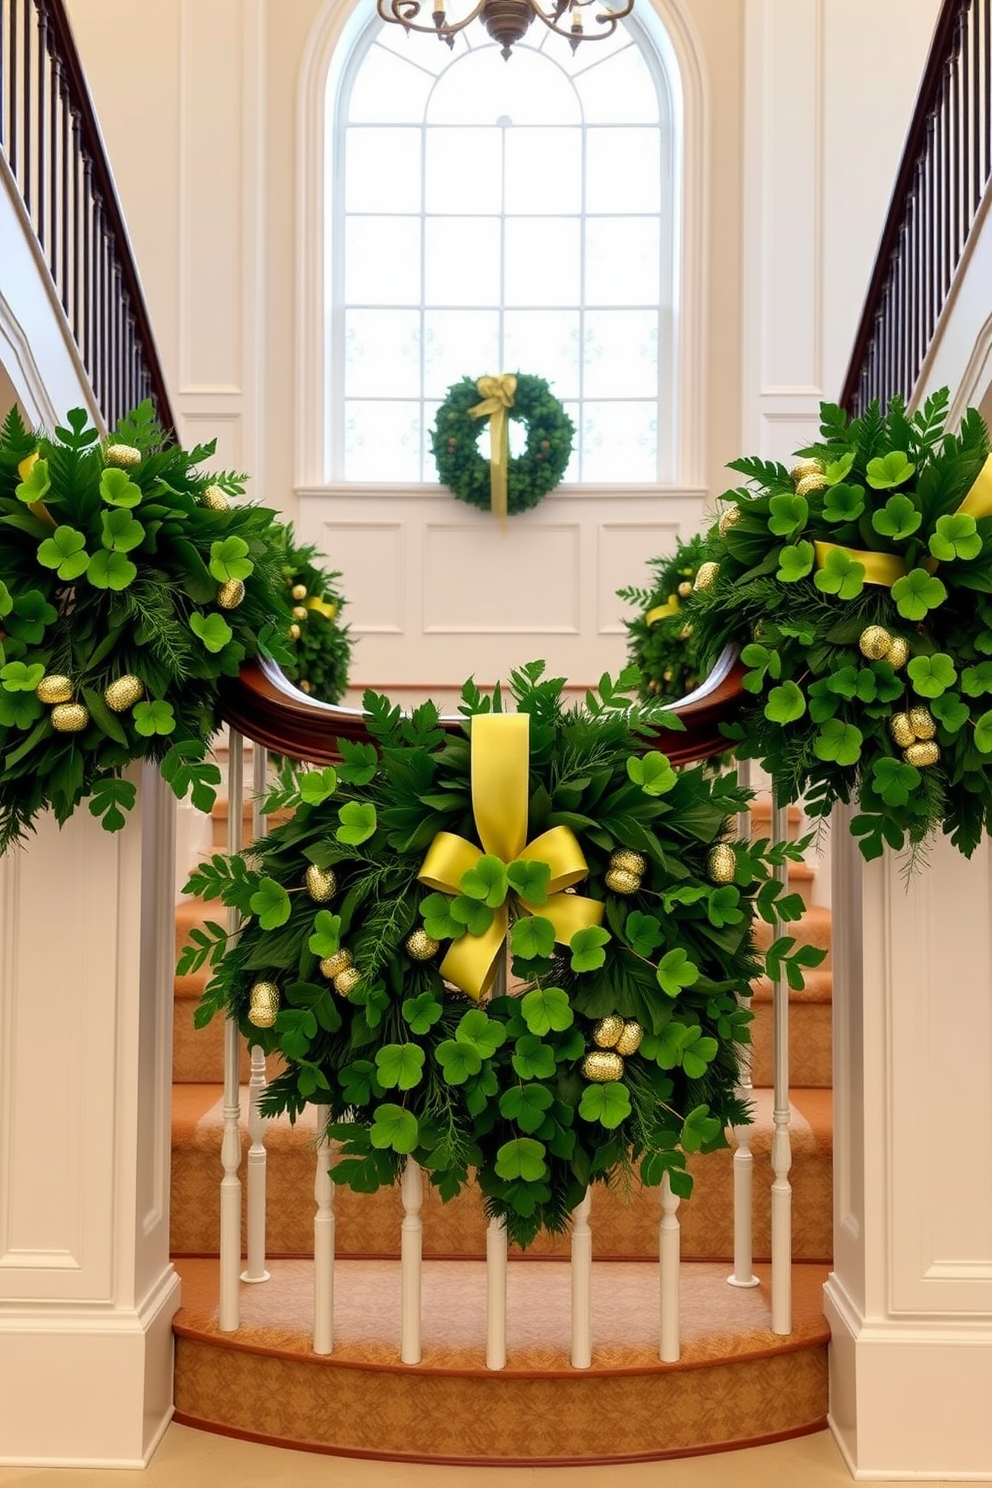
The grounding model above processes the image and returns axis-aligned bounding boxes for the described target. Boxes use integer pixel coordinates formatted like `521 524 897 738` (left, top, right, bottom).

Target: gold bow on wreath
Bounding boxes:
646 593 681 625
468 374 517 531
417 712 604 1001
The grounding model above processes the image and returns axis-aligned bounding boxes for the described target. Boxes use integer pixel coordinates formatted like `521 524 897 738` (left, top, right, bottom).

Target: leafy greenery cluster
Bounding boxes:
690 389 992 860
183 661 820 1247
0 401 292 850
430 374 574 515
618 532 709 703
275 523 352 704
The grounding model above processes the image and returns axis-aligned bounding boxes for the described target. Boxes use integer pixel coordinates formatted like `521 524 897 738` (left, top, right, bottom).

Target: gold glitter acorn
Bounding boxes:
334 967 363 997
908 706 937 741
677 581 693 598
105 442 141 467
216 579 245 609
36 673 73 704
859 625 892 661
889 713 916 748
718 506 741 536
247 980 279 1029
615 1020 645 1057
51 702 89 732
610 849 647 878
679 622 694 640
593 1015 625 1049
292 605 308 621
103 674 144 712
886 636 909 670
605 866 641 895
694 561 720 591
289 623 302 640
299 679 312 693
795 473 827 497
582 1050 625 1083
201 484 230 511
791 458 823 483
305 864 337 902
320 949 353 980
405 928 440 961
707 842 736 884
903 741 940 768
291 583 308 601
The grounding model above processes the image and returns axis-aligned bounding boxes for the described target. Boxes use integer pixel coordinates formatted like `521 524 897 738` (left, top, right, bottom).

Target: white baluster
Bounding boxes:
241 1043 270 1283
771 799 793 1335
219 731 244 1332
400 1158 423 1364
313 1105 335 1355
729 757 760 1289
658 1171 680 1362
486 1215 507 1370
570 1188 592 1369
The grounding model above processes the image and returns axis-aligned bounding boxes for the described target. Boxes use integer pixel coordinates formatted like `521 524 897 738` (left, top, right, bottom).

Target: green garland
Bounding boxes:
0 401 291 851
430 374 574 515
276 523 352 704
618 533 710 704
690 388 992 861
184 662 820 1248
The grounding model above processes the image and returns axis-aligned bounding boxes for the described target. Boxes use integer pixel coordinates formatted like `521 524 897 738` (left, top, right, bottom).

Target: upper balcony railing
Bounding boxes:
841 0 992 415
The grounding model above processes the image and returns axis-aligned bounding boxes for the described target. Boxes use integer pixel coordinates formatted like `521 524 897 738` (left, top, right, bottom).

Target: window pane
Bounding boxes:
584 217 660 306
347 43 435 123
504 127 582 213
503 310 580 396
583 309 658 397
345 308 421 398
344 399 423 481
424 310 500 397
375 23 466 77
425 127 503 213
345 217 422 305
585 128 661 213
505 218 581 306
424 218 501 305
581 400 657 481
426 45 581 125
346 128 422 212
572 43 659 123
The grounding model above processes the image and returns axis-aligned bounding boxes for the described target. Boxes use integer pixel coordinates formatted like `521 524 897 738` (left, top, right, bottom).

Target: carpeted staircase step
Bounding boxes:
171 1254 829 1463
170 1083 831 1263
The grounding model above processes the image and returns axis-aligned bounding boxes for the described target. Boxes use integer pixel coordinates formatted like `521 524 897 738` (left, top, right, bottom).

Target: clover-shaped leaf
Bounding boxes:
808 678 840 724
764 680 806 724
101 508 145 552
931 692 969 732
402 992 444 1034
681 1028 720 1079
457 1007 506 1058
99 466 143 508
776 541 815 583
421 892 461 942
826 666 859 700
891 568 947 620
435 1038 482 1084
569 924 611 972
520 985 573 1035
308 909 342 958
707 884 743 928
37 525 89 580
814 546 865 599
871 493 922 540
338 1060 382 1106
375 1043 425 1092
15 456 50 504
336 800 377 845
627 750 677 795
578 1082 632 1130
961 661 992 697
908 653 957 698
974 711 992 753
506 857 550 905
0 690 44 728
681 1103 723 1152
657 947 699 997
369 1104 419 1154
6 590 56 643
494 1136 548 1182
821 481 866 523
132 699 176 736
298 766 338 804
450 895 494 936
929 512 982 562
824 452 855 485
87 549 137 591
249 876 292 930
189 610 233 653
871 757 921 808
0 582 11 619
865 450 915 489
1 660 44 693
740 641 780 692
460 854 508 906
511 915 556 962
511 1034 556 1081
767 493 808 538
209 536 254 582
813 718 863 766
625 910 664 957
499 1082 554 1134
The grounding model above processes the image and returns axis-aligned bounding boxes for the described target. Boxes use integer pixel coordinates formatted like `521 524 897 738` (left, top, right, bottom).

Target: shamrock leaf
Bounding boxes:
808 678 840 723
369 1104 419 1154
740 642 781 692
823 452 855 484
871 493 921 540
929 512 982 562
298 765 338 804
87 774 137 832
657 947 699 997
5 590 56 643
813 718 863 766
974 710 992 753
821 481 865 522
871 757 921 808
450 895 495 936
907 653 957 698
511 915 556 962
707 884 743 928
101 508 144 552
308 910 342 957
375 1043 426 1092
681 1028 720 1079
814 546 865 599
681 1103 723 1152
494 1137 548 1182
0 690 43 728
36 525 89 581
626 750 677 795
865 450 915 489
499 1082 554 1134
931 692 969 732
336 800 377 845
891 568 947 621
506 857 551 905
578 1082 632 1130
764 680 806 724
826 666 859 700
520 985 573 1035
960 661 992 698
15 455 50 504
189 611 233 653
209 535 254 582
99 466 143 508
0 660 44 692
776 541 814 583
569 924 611 972
249 876 292 930
625 910 664 957
767 493 808 538
460 854 508 906
132 699 176 736
402 992 443 1034
421 892 461 942
511 1034 556 1080
435 1038 482 1084
87 549 137 591
456 1008 506 1058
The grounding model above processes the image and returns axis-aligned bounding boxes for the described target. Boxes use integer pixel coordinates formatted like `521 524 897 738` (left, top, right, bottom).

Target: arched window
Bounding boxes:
322 10 685 487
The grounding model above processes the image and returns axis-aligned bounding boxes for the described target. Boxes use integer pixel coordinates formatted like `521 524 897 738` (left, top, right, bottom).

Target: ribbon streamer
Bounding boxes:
305 596 338 622
813 541 907 587
468 373 517 531
646 593 680 625
956 453 992 521
418 711 603 1001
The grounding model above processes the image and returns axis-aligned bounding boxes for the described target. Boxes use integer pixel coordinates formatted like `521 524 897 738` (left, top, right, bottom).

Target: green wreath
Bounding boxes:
184 662 820 1248
431 373 574 515
275 523 353 705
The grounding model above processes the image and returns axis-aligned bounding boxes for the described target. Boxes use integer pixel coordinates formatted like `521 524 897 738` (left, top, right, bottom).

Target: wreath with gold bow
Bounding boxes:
430 373 574 521
184 662 819 1247
690 388 992 861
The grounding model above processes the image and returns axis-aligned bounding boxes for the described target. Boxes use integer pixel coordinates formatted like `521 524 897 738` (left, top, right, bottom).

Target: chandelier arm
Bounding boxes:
377 0 489 37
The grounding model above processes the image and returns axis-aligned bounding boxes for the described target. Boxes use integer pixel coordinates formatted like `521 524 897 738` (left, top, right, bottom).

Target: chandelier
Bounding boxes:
376 0 634 60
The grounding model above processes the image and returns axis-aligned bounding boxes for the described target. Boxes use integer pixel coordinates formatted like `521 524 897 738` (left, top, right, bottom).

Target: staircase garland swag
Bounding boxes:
183 662 822 1248
618 532 710 704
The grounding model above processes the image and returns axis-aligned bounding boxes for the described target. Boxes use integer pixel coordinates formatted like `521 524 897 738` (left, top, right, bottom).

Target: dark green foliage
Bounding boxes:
617 532 709 703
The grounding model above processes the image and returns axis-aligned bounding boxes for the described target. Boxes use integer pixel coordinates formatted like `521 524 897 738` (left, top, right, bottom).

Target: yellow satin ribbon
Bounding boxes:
417 712 603 1001
646 593 680 625
468 373 517 531
306 596 338 622
15 451 56 529
956 452 992 521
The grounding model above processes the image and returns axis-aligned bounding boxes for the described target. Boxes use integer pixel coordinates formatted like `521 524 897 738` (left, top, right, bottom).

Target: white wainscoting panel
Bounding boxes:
424 523 580 634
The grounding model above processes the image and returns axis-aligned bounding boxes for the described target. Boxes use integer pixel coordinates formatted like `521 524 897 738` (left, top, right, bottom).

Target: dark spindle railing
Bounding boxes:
841 0 992 414
0 0 174 432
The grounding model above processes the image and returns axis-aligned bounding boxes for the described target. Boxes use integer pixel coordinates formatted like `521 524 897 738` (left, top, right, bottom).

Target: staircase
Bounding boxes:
167 779 834 1464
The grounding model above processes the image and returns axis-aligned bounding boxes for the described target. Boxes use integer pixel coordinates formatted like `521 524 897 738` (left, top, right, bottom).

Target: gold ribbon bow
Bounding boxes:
468 374 517 531
417 712 603 1001
646 593 680 625
305 596 338 622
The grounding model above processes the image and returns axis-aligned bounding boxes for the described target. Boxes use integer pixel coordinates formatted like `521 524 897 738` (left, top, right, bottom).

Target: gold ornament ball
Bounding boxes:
334 966 363 997
305 864 337 902
903 741 940 768
889 713 916 748
908 706 937 740
886 636 910 670
103 674 144 712
795 472 828 497
582 1050 625 1083
291 583 308 601
292 605 308 621
299 679 312 693
289 623 302 640
679 622 694 640
36 673 73 704
247 980 279 1029
405 928 440 961
592 1015 625 1049
605 866 641 895
677 581 693 599
615 1020 645 1056
791 458 823 483
858 625 892 661
694 561 720 591
201 484 230 511
51 702 89 732
610 848 647 877
216 579 245 610
105 442 141 467
320 949 353 980
707 842 736 884
718 506 741 537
